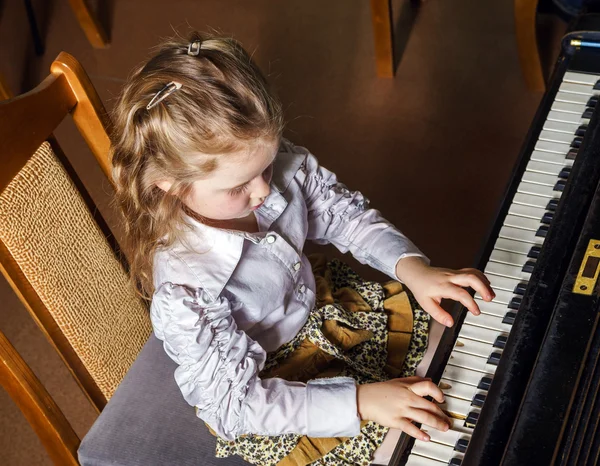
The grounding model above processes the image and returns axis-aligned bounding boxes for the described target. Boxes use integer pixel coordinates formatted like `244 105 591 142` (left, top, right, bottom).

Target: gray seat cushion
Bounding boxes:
78 334 249 465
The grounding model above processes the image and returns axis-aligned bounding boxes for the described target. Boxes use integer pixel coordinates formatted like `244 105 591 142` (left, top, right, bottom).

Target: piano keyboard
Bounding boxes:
404 70 600 466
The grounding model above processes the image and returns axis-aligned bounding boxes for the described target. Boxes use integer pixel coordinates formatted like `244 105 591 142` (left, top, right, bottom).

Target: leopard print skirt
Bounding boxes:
213 257 430 466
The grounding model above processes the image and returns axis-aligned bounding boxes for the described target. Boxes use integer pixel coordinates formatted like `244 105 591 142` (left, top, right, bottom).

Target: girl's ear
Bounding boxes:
155 180 174 193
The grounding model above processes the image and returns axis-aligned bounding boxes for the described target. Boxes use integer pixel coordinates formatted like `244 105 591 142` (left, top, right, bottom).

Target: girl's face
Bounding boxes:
158 140 277 222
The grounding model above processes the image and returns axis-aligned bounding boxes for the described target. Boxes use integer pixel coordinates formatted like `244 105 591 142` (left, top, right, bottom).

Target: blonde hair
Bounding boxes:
111 32 284 300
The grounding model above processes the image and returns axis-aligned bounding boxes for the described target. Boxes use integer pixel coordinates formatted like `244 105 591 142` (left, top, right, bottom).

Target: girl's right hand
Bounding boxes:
356 376 451 441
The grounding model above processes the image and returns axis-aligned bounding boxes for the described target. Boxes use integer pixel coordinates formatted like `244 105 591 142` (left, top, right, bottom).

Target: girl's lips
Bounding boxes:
251 201 264 211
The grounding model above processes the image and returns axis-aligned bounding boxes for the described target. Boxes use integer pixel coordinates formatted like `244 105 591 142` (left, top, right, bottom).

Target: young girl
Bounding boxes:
110 32 494 466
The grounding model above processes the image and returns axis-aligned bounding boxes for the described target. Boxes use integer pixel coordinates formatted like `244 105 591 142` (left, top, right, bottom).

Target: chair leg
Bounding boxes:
371 0 395 78
67 0 109 49
0 330 80 465
514 0 545 91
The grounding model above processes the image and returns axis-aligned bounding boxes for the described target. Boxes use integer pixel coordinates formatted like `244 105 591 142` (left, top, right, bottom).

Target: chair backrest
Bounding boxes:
0 53 151 463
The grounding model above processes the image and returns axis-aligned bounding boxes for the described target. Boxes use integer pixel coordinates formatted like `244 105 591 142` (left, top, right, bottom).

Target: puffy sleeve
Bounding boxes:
299 150 429 280
150 282 361 440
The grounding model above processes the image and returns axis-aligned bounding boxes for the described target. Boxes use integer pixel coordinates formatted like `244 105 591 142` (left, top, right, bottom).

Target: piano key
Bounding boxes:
543 119 581 133
536 224 550 237
508 296 522 310
558 166 571 178
405 455 447 466
563 71 599 85
454 336 499 358
534 140 571 154
525 160 571 177
547 198 560 210
487 274 528 294
528 245 542 258
449 458 463 466
471 393 486 407
447 351 502 374
582 107 595 119
566 148 578 160
499 225 544 244
507 203 548 221
516 181 560 198
440 395 474 419
465 411 480 428
490 249 528 266
571 136 583 148
487 352 502 366
503 312 517 325
440 378 480 402
588 95 598 107
426 427 471 447
541 211 553 224
486 262 531 281
514 282 528 295
411 442 462 464
522 260 536 273
551 101 588 115
474 299 511 318
493 335 508 349
547 110 589 125
554 91 591 105
554 179 567 192
530 150 575 165
538 129 578 144
493 237 542 256
502 214 542 231
522 171 562 187
476 289 514 306
443 362 495 387
458 322 509 345
478 376 493 391
558 81 597 95
464 312 513 333
576 124 588 136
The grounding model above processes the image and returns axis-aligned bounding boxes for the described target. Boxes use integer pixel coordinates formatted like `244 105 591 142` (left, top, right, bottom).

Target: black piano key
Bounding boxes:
493 335 508 349
583 108 595 119
554 179 567 191
488 352 503 366
546 199 559 211
576 125 587 136
455 438 470 453
528 245 542 259
508 296 522 310
449 458 462 466
588 96 598 107
514 282 528 295
536 225 549 237
522 260 536 274
465 411 480 428
558 167 571 179
541 212 554 224
571 137 583 149
566 149 578 160
478 376 493 390
472 393 487 408
594 80 600 90
503 311 517 325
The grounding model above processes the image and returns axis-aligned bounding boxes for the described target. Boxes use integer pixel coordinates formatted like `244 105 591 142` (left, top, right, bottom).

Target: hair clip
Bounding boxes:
187 40 202 56
146 81 182 110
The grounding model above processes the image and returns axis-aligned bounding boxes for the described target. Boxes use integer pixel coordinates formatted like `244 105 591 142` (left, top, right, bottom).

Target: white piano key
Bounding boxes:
458 323 508 345
493 237 541 256
551 101 588 115
563 71 599 85
554 91 591 105
474 298 511 318
490 249 528 265
513 192 558 209
499 225 543 244
448 351 500 374
487 273 527 293
538 129 577 144
516 181 557 198
412 439 463 463
485 262 531 281
405 455 447 466
464 312 513 333
507 203 548 220
558 81 596 95
522 171 561 187
530 149 574 165
547 110 589 125
439 395 475 419
440 378 482 403
476 289 514 306
443 361 493 386
543 119 581 133
454 335 499 358
535 140 571 154
426 427 471 448
503 214 542 231
525 160 570 176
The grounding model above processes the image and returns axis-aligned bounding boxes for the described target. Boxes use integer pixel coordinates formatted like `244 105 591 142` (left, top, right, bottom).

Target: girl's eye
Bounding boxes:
262 164 273 181
229 183 249 196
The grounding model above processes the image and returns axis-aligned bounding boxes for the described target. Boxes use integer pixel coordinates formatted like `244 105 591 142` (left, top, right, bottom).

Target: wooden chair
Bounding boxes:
371 0 395 78
0 52 151 464
68 0 110 49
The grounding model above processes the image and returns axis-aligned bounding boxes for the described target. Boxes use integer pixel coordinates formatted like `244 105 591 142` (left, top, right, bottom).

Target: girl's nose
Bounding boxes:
251 176 271 200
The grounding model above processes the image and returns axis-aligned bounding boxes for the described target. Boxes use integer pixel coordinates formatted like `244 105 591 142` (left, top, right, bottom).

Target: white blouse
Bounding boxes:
150 140 428 440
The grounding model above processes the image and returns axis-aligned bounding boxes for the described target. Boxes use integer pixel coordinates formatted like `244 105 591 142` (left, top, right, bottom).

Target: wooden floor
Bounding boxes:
0 0 564 463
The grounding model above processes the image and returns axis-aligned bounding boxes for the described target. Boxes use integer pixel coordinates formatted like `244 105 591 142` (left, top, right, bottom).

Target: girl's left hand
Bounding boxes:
395 257 495 328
